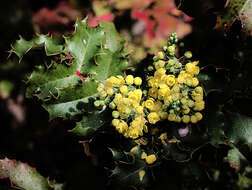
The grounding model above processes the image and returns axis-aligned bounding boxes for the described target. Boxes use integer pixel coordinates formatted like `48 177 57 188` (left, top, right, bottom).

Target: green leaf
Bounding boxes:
237 167 252 189
11 35 63 61
111 159 149 189
205 110 226 146
216 0 252 34
71 110 109 138
0 80 14 98
109 148 124 161
198 73 226 94
226 113 252 147
13 19 128 120
224 147 249 171
163 143 191 162
0 158 62 190
240 0 252 34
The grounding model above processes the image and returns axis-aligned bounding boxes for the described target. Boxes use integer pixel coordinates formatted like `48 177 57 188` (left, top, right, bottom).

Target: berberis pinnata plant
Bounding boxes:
2 16 252 189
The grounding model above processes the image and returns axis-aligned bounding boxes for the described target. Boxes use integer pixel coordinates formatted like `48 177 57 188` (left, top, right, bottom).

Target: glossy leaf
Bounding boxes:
11 19 128 120
0 158 62 190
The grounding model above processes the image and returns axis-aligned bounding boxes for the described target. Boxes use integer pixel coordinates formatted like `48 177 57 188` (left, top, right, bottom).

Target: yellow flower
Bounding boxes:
106 76 119 87
127 128 140 139
157 60 165 67
183 107 190 114
185 62 200 75
136 106 144 114
148 88 158 98
117 75 125 85
144 98 155 111
125 75 134 85
122 98 131 105
164 95 173 104
117 104 125 113
134 89 143 101
192 94 203 102
194 101 205 111
112 119 120 127
182 115 190 123
134 77 142 86
109 102 116 109
120 113 128 119
166 75 176 86
124 107 131 115
195 112 203 120
158 51 165 59
131 100 139 108
106 88 114 96
154 60 165 69
177 74 185 84
185 78 193 86
192 77 199 87
148 77 155 87
184 51 192 58
147 112 160 124
191 115 198 123
141 152 147 159
138 170 145 182
112 111 120 118
168 113 176 121
128 91 138 102
195 86 203 95
120 85 128 94
155 68 166 77
145 154 157 164
168 45 175 54
158 88 169 97
188 100 195 107
114 93 122 104
116 121 128 133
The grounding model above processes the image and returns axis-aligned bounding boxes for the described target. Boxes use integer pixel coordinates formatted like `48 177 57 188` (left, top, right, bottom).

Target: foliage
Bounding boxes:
0 158 62 190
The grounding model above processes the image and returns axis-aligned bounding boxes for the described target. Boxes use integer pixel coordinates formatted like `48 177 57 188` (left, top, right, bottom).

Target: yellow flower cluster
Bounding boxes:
95 34 205 139
97 75 147 139
147 51 204 124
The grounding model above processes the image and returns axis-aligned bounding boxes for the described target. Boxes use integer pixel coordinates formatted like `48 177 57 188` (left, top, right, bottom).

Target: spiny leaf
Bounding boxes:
224 147 249 171
198 73 226 94
215 0 252 34
237 167 252 189
71 109 110 138
12 19 128 120
11 34 63 61
239 0 252 34
111 160 150 188
0 158 62 190
226 113 252 148
205 110 226 146
109 148 124 161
